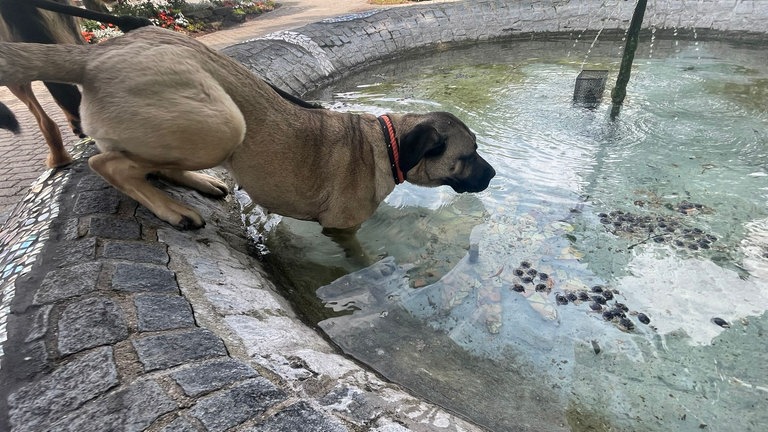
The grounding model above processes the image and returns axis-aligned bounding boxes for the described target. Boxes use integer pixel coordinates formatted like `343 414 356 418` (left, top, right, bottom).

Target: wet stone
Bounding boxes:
34 262 102 305
48 379 177 432
135 293 195 332
8 347 119 432
171 357 259 397
58 296 129 356
103 241 169 265
112 262 178 293
73 189 121 215
637 313 651 325
247 401 348 432
190 378 287 432
318 385 381 424
133 328 227 372
88 216 141 240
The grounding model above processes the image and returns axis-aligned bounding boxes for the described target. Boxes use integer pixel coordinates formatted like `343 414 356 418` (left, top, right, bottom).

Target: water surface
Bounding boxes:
244 36 768 431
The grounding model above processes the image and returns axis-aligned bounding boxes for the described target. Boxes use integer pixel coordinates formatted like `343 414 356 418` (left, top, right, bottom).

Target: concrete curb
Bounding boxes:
1 1 766 431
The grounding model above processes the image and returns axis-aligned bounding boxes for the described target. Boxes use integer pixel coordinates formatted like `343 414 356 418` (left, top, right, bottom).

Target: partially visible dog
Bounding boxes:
0 26 495 232
0 0 86 167
0 0 150 168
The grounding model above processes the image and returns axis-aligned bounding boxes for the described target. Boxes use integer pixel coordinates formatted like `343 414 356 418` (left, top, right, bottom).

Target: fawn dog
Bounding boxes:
0 25 495 231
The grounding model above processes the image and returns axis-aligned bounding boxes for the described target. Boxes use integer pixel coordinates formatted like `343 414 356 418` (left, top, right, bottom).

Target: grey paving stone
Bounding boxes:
112 262 178 293
135 293 195 332
247 402 348 432
24 304 52 342
76 174 111 192
160 416 202 432
8 347 119 432
55 237 97 267
171 357 259 397
34 261 102 305
133 328 227 372
189 378 287 432
88 215 142 240
58 296 129 356
103 240 169 265
50 379 177 432
73 189 121 214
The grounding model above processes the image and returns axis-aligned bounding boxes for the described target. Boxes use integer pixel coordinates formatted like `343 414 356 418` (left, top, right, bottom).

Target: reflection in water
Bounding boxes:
251 36 768 431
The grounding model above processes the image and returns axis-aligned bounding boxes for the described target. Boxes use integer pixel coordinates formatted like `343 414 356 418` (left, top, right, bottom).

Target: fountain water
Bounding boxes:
231 1 768 430
250 32 768 431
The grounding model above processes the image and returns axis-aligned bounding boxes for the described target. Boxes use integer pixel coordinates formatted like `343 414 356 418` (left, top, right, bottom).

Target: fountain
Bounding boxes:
1 1 766 431
235 1 768 430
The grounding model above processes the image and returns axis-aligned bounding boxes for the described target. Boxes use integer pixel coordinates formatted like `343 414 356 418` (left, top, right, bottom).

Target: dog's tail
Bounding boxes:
0 41 88 87
0 42 88 134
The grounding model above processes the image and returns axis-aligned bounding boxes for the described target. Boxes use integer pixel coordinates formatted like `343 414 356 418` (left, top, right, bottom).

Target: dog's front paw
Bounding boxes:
158 171 229 198
197 174 229 198
177 216 206 231
157 201 206 231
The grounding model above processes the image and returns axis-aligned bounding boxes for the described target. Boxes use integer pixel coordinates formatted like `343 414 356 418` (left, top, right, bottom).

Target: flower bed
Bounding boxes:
81 0 275 43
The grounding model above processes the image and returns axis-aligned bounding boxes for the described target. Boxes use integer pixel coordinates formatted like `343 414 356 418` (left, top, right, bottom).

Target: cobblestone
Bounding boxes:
73 189 121 214
49 379 177 432
7 347 119 432
87 215 141 239
57 296 129 356
133 328 228 371
34 261 101 305
247 401 349 432
135 293 195 332
112 262 178 293
52 237 97 267
171 357 259 397
188 378 287 432
159 416 203 432
76 173 111 192
23 304 52 343
103 240 169 265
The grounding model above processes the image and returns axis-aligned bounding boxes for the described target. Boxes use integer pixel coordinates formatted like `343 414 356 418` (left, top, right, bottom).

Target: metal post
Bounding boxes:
610 0 648 120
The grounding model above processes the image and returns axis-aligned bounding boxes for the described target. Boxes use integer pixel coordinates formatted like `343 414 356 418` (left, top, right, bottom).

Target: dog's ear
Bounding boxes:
399 124 446 173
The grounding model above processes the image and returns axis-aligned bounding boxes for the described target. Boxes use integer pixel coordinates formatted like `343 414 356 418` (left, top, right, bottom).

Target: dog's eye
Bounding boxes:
424 141 446 158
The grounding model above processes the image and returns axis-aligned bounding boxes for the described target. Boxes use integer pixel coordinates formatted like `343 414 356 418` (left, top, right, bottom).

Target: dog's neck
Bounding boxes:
377 114 405 185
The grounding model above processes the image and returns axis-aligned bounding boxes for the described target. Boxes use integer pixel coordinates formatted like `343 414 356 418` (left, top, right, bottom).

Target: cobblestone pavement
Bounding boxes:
0 144 480 431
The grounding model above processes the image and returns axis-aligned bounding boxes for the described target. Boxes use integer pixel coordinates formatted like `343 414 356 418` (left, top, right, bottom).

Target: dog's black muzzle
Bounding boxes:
447 157 496 193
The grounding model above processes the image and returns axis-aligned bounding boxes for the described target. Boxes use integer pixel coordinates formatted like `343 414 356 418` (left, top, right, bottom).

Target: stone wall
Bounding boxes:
223 0 768 96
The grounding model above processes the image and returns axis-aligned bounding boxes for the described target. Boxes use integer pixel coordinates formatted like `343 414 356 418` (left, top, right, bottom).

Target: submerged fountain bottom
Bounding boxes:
242 36 768 431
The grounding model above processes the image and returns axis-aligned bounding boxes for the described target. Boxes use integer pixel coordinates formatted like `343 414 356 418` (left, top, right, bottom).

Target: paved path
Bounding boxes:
0 0 451 225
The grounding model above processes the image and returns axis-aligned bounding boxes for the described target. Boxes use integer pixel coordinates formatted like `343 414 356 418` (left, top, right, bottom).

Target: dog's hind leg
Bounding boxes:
44 82 85 138
155 170 229 198
89 151 206 229
7 83 73 168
